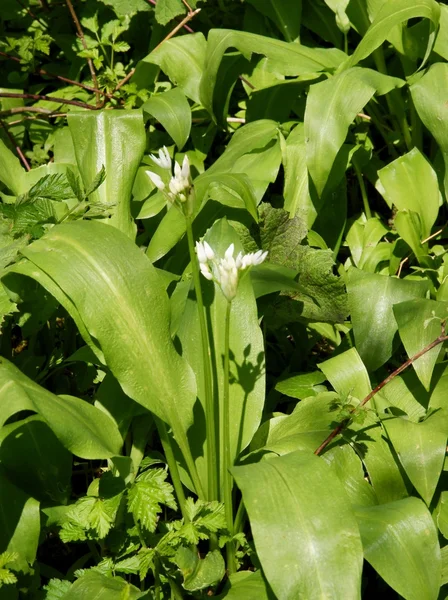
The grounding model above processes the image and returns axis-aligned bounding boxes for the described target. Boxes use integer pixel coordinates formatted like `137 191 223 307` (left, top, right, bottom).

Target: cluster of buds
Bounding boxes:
196 240 268 301
146 146 193 215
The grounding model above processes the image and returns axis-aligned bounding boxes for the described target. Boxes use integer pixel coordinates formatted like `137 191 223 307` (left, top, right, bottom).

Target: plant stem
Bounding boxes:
0 118 30 171
185 216 218 502
314 326 448 456
234 498 246 534
154 416 189 522
223 300 236 574
353 161 371 219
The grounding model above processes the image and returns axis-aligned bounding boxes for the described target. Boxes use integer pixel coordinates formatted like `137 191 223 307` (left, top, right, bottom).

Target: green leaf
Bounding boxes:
67 110 146 239
355 497 441 600
218 570 274 600
394 209 430 266
143 88 191 150
411 63 448 197
347 269 429 371
23 173 75 203
0 357 123 459
377 148 440 238
206 174 258 222
97 0 150 17
141 33 207 104
0 471 40 572
383 412 447 505
345 0 440 70
393 299 448 390
200 29 346 117
246 0 302 42
155 0 185 26
175 547 225 592
17 221 200 493
233 451 363 600
0 415 71 504
85 165 106 198
435 491 448 539
305 67 404 196
281 124 312 223
64 571 143 600
275 371 327 400
43 579 72 600
0 139 26 196
319 347 371 401
128 468 176 532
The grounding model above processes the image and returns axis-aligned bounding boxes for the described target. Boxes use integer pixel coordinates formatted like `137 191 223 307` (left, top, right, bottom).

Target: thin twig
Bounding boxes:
314 324 448 456
15 0 47 26
65 0 100 106
147 0 194 32
0 106 62 117
0 118 31 171
152 8 201 53
114 68 135 91
0 51 122 102
6 113 66 126
239 75 255 90
421 225 446 245
0 92 96 110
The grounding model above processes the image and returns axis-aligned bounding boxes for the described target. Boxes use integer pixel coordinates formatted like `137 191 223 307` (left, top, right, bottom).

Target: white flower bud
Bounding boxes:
149 146 172 170
203 241 215 260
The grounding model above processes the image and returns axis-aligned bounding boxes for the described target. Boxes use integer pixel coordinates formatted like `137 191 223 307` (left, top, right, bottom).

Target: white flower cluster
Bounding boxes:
196 241 268 301
146 146 191 205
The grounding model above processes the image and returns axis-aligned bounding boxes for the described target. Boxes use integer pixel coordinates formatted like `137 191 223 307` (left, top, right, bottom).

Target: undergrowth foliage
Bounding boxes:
0 0 448 598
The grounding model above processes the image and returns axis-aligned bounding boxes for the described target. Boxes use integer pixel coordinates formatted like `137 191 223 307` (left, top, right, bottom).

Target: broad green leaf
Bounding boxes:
0 471 40 572
143 87 191 150
376 370 427 423
249 263 303 297
18 222 200 492
345 0 440 69
246 0 302 42
377 148 440 238
345 215 389 269
355 497 441 600
302 0 343 46
0 138 26 196
318 347 371 401
435 492 448 539
206 174 258 221
322 444 377 507
67 110 146 239
347 269 429 371
442 545 448 585
218 570 274 600
97 0 150 17
393 299 448 390
281 124 313 223
176 547 225 592
64 571 144 599
200 29 346 117
0 358 123 459
141 33 206 104
233 451 363 600
0 415 71 504
394 209 430 266
173 220 265 489
411 63 448 197
383 412 447 505
305 67 404 196
275 371 327 400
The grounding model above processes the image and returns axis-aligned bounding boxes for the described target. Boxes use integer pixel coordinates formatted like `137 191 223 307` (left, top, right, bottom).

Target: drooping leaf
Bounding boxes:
233 451 363 600
143 87 191 150
0 358 123 459
355 497 441 600
347 269 429 371
275 371 327 400
175 547 225 592
64 571 143 600
305 67 404 196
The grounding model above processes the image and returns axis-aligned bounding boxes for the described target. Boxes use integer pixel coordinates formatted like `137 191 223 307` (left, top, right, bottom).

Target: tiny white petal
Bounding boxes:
146 170 165 191
149 146 172 170
181 155 190 179
200 263 213 280
224 243 235 260
256 250 268 265
174 160 181 179
203 241 215 260
253 250 263 261
235 251 243 269
196 241 207 264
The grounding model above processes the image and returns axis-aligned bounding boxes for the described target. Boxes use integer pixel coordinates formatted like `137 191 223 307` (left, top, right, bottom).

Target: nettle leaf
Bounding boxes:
155 0 185 25
175 499 226 544
60 493 123 542
43 578 72 599
0 551 19 588
257 204 308 269
22 173 75 203
85 165 106 198
128 468 176 532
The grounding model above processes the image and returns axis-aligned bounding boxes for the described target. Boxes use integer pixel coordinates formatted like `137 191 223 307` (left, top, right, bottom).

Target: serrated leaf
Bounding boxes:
43 578 72 600
85 165 106 198
128 469 176 532
66 168 85 203
176 547 225 592
155 0 185 25
24 173 76 203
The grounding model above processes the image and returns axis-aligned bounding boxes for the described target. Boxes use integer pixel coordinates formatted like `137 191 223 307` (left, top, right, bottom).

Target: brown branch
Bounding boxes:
0 106 63 117
0 119 31 171
314 324 448 456
65 0 100 106
152 8 201 53
114 68 135 92
0 92 97 110
6 113 66 126
15 0 47 27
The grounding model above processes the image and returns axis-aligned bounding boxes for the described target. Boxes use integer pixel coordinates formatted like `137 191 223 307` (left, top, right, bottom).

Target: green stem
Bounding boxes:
353 161 371 219
154 416 189 522
223 300 236 574
168 578 184 600
234 498 246 534
185 216 218 502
